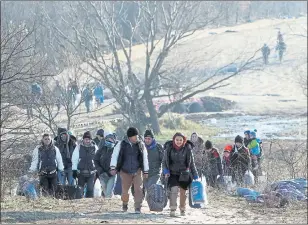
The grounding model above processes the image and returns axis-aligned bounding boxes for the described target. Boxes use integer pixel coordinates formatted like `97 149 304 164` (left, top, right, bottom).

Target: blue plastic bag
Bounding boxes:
191 180 205 204
237 187 260 198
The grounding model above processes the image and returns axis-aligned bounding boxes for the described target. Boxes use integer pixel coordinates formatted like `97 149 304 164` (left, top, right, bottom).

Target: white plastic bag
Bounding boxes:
94 179 102 198
200 176 208 206
244 170 255 186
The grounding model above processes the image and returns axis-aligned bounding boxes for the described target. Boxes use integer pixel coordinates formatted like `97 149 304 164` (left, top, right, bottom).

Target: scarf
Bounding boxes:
145 139 157 150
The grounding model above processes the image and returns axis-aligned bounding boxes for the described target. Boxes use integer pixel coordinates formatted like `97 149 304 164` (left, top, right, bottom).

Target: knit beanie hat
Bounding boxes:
83 131 92 139
250 131 256 138
144 129 154 138
96 129 104 137
205 140 213 149
235 135 244 143
127 127 139 138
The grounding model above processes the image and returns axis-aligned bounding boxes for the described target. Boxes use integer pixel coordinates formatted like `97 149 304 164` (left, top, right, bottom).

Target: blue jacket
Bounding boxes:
94 86 103 97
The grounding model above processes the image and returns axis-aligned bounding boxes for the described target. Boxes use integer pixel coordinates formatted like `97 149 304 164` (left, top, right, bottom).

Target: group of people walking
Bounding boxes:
28 126 263 216
261 30 287 64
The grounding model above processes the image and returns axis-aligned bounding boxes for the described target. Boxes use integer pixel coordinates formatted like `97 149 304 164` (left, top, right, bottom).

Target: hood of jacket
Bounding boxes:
57 127 70 144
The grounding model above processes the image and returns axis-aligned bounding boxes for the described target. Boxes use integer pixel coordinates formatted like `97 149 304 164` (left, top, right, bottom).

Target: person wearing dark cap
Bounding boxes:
230 135 250 185
93 129 105 147
54 127 76 186
143 129 164 190
163 132 198 217
109 127 149 214
204 140 223 188
244 130 251 147
72 131 98 198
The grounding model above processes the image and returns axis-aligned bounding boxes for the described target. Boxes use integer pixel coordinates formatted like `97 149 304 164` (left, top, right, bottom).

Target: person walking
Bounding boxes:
163 132 198 217
29 134 64 197
109 127 149 214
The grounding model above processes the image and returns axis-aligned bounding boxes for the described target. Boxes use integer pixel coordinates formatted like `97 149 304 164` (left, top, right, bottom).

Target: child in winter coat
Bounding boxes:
222 145 233 177
204 140 223 188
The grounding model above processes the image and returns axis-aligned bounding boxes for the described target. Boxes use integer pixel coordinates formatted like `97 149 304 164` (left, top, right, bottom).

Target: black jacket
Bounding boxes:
94 145 114 175
163 140 198 178
54 128 76 169
203 148 223 177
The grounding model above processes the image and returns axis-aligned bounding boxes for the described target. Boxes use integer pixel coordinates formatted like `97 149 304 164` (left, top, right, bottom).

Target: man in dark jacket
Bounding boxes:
143 129 164 190
109 127 149 214
261 44 270 65
93 129 104 148
72 131 98 198
231 135 250 185
54 128 76 185
204 140 223 188
94 134 117 198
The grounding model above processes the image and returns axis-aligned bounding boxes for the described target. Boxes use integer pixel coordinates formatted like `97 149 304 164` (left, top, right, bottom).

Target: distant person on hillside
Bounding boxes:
68 79 80 109
54 80 64 111
261 44 271 65
83 85 93 113
31 82 43 103
94 82 104 107
277 31 284 43
275 41 286 63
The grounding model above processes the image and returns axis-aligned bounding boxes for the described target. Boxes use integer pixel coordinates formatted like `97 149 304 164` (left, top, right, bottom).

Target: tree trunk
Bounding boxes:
144 92 161 134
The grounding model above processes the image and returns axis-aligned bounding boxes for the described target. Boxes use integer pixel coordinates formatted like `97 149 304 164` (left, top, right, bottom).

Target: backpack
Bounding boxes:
146 182 168 212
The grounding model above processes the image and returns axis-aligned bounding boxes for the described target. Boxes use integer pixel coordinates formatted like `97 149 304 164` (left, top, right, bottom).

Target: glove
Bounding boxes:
72 170 78 179
193 175 199 180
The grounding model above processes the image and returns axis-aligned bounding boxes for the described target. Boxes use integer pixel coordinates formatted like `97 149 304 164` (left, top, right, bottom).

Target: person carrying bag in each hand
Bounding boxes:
162 132 199 217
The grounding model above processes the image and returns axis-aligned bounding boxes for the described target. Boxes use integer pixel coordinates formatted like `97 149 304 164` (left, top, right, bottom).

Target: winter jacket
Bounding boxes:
94 145 114 175
244 138 250 147
72 141 98 171
110 136 149 174
83 88 92 102
94 86 103 97
29 141 64 173
230 145 250 181
162 140 198 178
203 148 223 177
145 140 164 177
54 128 76 170
247 138 260 156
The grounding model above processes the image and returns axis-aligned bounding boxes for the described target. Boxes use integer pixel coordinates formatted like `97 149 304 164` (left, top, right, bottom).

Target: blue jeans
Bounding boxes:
99 173 117 198
58 168 75 186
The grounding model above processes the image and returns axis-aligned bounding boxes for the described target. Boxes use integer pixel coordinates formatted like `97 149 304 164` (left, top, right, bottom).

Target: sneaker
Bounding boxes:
122 204 128 212
180 210 186 216
170 210 176 217
135 208 141 214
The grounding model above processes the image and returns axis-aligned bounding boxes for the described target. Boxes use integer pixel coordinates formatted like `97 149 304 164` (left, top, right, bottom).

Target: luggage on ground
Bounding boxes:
146 182 168 212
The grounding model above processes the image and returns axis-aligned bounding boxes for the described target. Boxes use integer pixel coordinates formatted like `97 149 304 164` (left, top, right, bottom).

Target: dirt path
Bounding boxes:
2 190 307 224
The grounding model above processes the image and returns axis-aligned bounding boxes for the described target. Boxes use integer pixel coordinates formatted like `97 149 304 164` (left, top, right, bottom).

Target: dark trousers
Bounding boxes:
39 173 57 197
78 174 95 198
207 175 218 188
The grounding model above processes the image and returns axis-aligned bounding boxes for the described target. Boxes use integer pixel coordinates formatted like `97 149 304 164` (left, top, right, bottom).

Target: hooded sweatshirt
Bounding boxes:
55 128 76 169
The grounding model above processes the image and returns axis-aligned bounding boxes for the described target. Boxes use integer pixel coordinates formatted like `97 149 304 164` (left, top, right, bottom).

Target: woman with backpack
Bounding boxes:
163 133 199 217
